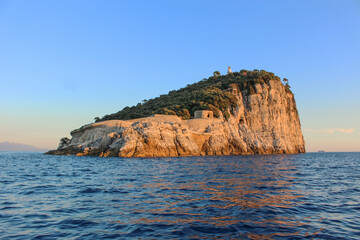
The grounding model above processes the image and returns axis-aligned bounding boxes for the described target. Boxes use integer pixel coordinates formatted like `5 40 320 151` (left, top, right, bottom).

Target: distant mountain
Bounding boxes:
0 142 49 152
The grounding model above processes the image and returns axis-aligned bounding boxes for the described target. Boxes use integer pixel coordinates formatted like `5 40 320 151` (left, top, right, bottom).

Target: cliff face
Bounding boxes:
47 80 305 157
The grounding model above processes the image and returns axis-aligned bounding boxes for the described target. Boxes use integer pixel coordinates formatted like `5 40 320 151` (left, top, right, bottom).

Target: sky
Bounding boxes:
0 0 359 152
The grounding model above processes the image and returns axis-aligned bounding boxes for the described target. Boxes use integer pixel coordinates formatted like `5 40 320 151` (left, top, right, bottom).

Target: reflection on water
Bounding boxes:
1 152 360 239
125 155 309 238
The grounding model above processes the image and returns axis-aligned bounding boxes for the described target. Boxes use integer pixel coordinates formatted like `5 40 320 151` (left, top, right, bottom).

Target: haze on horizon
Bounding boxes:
0 0 359 152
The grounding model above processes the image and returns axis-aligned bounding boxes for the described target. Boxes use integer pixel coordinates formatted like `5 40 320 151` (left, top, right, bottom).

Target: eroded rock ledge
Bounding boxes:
46 80 305 157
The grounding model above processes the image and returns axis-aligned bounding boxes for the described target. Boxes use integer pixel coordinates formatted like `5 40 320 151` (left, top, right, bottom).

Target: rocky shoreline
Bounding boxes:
46 79 305 157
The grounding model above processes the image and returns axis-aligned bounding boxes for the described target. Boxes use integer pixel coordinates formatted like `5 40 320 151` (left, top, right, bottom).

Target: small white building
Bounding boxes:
194 110 213 119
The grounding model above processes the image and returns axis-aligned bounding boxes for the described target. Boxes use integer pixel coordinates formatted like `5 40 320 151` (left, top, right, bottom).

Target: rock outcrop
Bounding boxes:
46 79 305 157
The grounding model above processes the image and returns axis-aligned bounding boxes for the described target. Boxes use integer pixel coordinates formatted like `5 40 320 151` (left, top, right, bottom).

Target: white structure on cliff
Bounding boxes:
227 66 232 74
194 110 213 119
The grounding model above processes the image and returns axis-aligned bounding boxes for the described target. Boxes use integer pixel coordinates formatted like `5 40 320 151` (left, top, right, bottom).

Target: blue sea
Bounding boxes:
0 152 359 239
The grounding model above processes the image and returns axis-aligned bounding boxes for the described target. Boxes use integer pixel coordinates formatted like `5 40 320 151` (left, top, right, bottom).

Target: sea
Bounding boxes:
0 152 359 239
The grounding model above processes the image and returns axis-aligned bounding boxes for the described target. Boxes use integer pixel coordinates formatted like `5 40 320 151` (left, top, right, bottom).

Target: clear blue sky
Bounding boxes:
0 0 359 151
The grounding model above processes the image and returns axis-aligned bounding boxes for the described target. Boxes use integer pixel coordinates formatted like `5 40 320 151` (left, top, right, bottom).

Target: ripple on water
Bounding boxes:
58 219 98 229
78 187 102 193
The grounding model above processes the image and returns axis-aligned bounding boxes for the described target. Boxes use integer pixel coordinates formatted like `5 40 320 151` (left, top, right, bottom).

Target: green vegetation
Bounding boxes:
213 71 221 77
283 78 292 93
98 69 288 122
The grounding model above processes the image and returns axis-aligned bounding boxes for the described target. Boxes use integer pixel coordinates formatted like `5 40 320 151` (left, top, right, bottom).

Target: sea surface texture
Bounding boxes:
0 152 359 239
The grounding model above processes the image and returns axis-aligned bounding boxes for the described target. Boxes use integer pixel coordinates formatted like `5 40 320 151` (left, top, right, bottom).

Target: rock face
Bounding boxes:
46 80 305 157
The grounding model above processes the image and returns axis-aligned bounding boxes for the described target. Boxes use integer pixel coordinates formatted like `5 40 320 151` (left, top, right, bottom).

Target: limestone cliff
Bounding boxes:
46 79 305 157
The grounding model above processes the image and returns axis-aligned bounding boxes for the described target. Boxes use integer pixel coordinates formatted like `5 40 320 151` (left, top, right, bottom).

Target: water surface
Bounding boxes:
0 152 359 239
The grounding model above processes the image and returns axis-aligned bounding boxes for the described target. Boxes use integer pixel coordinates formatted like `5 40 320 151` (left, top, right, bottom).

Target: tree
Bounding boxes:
213 71 221 77
283 78 291 90
179 109 190 120
94 117 100 122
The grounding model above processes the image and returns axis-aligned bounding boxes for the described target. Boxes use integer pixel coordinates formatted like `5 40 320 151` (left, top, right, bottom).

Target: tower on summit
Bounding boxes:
227 66 232 74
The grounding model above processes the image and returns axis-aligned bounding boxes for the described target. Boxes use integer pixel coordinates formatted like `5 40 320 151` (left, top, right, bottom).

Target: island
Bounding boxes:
46 69 305 157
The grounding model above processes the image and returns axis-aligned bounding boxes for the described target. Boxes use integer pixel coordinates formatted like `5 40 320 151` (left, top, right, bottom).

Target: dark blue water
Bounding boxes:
0 152 359 239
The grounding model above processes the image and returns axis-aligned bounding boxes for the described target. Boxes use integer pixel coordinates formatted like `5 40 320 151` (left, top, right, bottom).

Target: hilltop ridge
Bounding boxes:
98 69 290 122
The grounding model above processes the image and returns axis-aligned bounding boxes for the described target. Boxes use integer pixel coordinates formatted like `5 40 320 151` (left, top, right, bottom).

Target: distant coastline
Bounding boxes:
0 142 49 152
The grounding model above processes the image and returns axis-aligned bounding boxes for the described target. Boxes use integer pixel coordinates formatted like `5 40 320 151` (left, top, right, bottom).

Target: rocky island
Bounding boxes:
46 69 305 157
